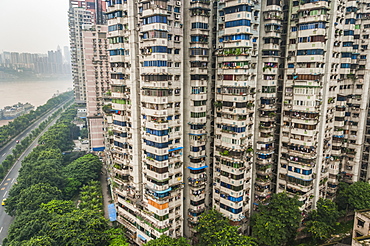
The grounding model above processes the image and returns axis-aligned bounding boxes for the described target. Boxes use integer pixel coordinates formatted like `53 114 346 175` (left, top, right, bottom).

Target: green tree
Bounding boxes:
37 148 63 161
304 198 339 242
17 159 65 190
20 236 55 246
144 235 190 246
80 127 88 138
305 220 332 241
310 198 340 225
337 181 370 211
6 183 62 216
63 177 82 199
47 209 110 246
196 209 256 246
252 193 302 246
41 200 75 215
5 209 52 244
63 154 102 185
105 228 129 246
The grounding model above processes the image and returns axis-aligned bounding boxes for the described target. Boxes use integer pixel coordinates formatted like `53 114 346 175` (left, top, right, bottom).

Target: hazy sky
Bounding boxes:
0 0 70 54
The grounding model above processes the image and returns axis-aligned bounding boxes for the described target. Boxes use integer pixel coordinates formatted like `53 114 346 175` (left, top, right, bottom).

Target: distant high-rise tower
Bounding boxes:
68 0 106 104
63 46 71 65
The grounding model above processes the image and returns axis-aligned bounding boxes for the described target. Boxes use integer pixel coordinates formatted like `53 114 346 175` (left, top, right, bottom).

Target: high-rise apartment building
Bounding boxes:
68 0 106 104
214 0 258 233
106 0 189 243
69 1 94 104
82 25 110 151
275 0 370 211
69 0 109 150
67 0 370 244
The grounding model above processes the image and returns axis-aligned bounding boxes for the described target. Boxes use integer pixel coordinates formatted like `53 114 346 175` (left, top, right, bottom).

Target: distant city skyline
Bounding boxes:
0 0 70 53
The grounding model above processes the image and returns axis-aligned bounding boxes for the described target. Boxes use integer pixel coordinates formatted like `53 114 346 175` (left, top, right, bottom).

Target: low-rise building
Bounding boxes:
353 209 370 245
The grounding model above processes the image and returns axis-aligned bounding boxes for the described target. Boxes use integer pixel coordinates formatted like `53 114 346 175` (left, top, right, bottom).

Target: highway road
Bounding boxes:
0 99 72 244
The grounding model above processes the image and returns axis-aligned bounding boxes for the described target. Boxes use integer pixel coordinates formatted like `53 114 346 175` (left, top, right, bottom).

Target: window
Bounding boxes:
358 219 365 228
192 22 209 29
106 10 123 20
149 46 168 53
224 5 252 14
143 60 167 67
190 112 206 118
146 128 168 136
344 30 354 36
142 15 167 25
298 22 325 30
108 24 123 32
302 169 312 175
296 49 324 55
225 19 251 28
221 34 250 42
220 203 242 214
345 19 356 25
191 35 209 43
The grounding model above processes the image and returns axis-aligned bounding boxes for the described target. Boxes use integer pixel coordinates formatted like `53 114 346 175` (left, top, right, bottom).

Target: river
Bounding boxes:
0 78 73 126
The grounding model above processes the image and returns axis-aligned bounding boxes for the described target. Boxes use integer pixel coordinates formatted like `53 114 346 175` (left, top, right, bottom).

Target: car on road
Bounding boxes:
2 199 6 206
16 140 20 144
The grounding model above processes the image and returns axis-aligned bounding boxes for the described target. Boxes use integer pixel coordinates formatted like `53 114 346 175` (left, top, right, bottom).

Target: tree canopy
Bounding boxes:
336 181 370 211
196 209 256 246
304 198 340 241
63 154 102 186
252 193 301 246
8 183 62 216
144 235 190 246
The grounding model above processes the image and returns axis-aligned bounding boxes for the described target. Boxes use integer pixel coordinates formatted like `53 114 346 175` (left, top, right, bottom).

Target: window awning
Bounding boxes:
190 6 211 10
169 147 183 152
187 165 208 171
92 147 105 151
189 133 206 136
108 204 117 222
138 234 147 241
288 175 313 182
155 187 172 194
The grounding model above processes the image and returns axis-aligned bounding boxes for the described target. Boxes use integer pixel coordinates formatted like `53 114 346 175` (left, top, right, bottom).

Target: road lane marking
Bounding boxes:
3 191 7 197
1 153 5 157
11 178 15 183
0 227 3 233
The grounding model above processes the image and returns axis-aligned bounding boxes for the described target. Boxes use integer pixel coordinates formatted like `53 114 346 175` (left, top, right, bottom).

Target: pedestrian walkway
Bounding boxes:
100 167 112 221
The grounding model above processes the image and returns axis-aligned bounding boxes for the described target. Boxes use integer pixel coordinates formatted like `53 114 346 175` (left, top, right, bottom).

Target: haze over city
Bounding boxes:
0 0 69 53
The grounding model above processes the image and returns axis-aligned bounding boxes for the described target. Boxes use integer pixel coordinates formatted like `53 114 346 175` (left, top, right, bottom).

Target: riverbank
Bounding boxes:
0 120 12 127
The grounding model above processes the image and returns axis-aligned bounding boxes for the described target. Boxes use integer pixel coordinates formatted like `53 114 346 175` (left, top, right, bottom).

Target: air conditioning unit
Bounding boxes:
221 17 225 21
175 14 180 19
176 1 181 6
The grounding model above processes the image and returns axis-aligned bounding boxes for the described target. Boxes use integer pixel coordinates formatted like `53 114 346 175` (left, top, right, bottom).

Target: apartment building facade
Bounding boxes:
275 0 370 212
82 25 110 151
69 0 109 151
70 0 370 244
69 1 93 104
